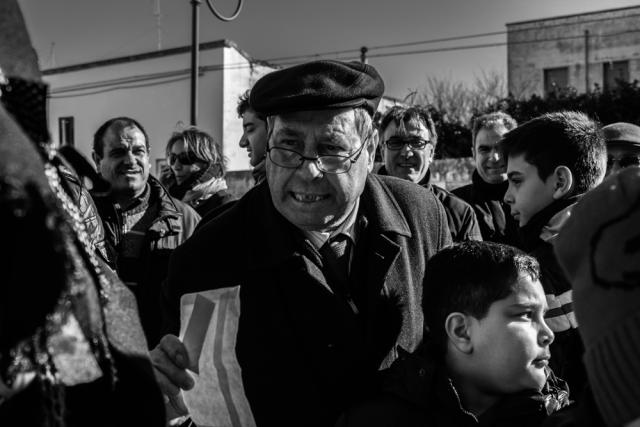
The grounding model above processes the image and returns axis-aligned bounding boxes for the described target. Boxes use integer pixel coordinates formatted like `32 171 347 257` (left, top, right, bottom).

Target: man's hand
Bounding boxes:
150 334 195 416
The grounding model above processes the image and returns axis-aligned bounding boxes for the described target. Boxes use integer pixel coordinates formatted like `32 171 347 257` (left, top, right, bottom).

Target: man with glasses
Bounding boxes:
378 106 481 242
602 122 640 176
152 60 451 427
91 116 200 347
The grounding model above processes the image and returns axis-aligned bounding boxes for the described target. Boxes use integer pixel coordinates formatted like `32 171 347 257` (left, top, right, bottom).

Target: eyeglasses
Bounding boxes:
607 154 640 170
384 136 431 151
266 141 368 174
168 152 197 166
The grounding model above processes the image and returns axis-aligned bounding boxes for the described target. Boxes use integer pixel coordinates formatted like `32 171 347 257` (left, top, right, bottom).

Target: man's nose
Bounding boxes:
123 150 136 164
239 134 249 148
297 157 324 180
401 144 414 156
490 149 501 162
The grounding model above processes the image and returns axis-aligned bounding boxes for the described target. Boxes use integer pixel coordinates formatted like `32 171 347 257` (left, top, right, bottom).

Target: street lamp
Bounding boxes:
190 0 243 126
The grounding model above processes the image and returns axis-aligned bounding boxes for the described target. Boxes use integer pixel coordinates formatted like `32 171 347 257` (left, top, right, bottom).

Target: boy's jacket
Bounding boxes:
337 346 571 427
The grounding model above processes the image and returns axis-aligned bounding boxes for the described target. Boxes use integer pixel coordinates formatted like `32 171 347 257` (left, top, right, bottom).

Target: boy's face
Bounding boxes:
468 274 553 394
504 154 557 227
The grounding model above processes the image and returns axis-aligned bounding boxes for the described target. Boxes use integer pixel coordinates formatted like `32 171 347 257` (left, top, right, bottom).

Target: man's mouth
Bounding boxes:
120 169 140 175
290 192 328 203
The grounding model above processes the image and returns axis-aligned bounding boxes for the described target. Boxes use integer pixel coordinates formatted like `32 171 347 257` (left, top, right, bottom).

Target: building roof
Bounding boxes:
506 4 640 27
42 39 269 76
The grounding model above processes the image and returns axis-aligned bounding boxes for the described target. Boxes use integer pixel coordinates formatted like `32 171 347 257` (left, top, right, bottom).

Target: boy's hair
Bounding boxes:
236 89 265 121
165 127 225 178
423 241 540 358
500 111 606 195
471 112 517 149
378 105 438 147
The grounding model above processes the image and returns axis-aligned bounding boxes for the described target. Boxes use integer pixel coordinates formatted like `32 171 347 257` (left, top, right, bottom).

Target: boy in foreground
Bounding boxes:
501 111 607 393
337 241 570 427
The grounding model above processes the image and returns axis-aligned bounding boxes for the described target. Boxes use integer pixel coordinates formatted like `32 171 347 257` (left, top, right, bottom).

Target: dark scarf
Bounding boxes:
471 170 509 201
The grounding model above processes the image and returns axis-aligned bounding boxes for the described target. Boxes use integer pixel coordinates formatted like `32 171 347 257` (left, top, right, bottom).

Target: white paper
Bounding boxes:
179 287 256 427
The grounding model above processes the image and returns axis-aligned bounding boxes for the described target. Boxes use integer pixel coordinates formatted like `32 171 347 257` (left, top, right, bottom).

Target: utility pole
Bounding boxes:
189 0 243 126
584 30 590 93
360 46 368 64
190 0 201 126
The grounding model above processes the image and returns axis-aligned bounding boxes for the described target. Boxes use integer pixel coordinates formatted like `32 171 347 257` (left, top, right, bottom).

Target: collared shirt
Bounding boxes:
303 198 360 250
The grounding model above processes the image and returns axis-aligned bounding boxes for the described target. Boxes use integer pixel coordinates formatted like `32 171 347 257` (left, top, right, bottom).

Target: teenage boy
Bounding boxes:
337 241 570 427
501 111 607 395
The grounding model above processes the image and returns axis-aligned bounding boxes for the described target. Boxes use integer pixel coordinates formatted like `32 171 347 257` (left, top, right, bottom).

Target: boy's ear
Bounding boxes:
444 312 473 354
551 165 573 200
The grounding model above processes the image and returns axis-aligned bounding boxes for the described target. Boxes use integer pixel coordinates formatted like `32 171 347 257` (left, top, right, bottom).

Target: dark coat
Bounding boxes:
452 171 520 246
93 176 200 347
518 198 586 396
162 174 452 427
377 167 481 242
337 346 571 427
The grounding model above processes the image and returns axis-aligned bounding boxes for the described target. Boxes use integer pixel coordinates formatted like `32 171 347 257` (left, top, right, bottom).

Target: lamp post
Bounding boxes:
189 0 243 126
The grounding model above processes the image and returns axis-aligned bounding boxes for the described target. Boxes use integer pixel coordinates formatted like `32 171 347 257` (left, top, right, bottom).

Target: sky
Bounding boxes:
18 0 640 100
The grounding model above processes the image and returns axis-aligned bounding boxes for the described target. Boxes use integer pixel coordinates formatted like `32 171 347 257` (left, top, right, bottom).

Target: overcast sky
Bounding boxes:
19 0 640 100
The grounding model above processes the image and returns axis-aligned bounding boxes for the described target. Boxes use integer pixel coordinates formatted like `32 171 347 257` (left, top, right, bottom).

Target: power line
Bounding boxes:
47 27 640 98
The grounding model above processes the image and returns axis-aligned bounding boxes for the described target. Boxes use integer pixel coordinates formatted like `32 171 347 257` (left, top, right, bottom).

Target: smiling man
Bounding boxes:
453 112 520 246
152 60 451 427
91 117 200 347
378 106 481 242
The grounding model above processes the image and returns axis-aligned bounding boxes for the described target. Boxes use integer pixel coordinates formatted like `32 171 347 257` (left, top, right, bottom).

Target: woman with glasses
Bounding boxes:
161 127 235 216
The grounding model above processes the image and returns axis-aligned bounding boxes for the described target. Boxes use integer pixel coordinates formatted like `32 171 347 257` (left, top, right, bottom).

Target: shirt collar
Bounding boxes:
303 198 360 250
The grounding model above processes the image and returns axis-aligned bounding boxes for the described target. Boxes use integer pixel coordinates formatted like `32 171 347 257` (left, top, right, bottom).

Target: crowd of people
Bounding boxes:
1 1 640 426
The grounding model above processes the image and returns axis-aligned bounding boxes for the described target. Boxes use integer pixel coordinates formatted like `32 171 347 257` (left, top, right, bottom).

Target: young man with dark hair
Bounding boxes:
501 110 607 394
338 241 569 427
237 89 268 184
378 105 481 242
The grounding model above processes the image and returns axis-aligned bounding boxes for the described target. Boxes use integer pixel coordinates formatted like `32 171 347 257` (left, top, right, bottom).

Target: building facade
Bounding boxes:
44 40 273 194
507 6 640 98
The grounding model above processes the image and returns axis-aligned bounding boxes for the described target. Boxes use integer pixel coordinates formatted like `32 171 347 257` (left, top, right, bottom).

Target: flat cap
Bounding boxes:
250 60 384 117
602 122 640 148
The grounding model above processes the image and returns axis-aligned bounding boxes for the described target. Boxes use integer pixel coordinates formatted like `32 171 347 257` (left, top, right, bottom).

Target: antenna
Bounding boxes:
153 0 162 51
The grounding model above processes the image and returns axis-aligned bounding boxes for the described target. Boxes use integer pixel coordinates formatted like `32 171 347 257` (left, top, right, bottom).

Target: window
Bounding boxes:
544 67 569 95
603 61 629 92
59 116 74 146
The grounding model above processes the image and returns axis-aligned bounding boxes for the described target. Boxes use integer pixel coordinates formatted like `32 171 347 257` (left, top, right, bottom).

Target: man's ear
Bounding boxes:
92 152 101 171
444 312 473 354
551 165 573 199
366 130 379 173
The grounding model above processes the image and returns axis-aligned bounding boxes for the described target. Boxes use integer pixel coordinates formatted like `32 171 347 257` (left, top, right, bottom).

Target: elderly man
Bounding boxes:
453 112 520 246
91 117 200 347
152 60 451 426
377 105 481 242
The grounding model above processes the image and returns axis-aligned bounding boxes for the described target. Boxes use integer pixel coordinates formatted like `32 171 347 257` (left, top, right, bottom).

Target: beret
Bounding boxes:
250 60 384 117
602 122 640 148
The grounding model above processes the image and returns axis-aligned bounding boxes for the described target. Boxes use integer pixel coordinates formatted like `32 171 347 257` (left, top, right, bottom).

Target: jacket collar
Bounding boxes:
382 345 570 424
519 195 580 252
